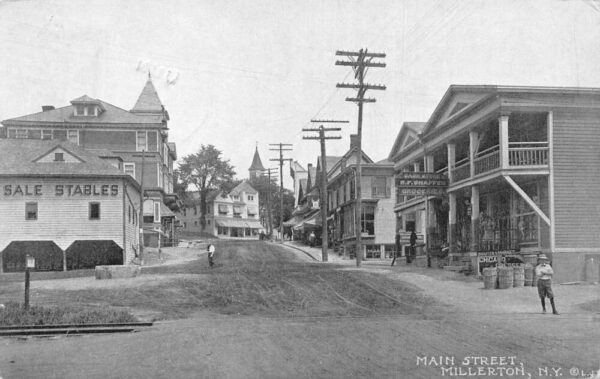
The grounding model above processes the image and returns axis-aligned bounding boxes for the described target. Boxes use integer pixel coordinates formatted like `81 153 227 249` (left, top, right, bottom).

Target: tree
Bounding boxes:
176 145 236 229
249 176 294 233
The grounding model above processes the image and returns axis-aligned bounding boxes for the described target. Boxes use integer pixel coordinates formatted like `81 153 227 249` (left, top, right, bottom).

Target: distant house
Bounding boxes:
177 181 264 238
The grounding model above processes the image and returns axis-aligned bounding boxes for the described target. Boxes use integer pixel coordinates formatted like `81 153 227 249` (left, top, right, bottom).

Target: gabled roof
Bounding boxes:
131 77 165 114
387 121 426 162
248 147 265 172
0 139 133 180
230 180 258 195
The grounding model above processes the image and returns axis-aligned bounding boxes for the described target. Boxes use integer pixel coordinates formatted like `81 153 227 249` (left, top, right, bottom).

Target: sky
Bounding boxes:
1 0 600 189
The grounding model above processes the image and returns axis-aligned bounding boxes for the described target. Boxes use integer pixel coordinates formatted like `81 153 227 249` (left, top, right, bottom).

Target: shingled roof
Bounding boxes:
0 139 134 181
230 180 258 195
131 76 164 114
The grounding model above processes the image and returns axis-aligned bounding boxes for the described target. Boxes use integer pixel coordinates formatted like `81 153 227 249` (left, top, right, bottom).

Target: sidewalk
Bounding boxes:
281 240 600 317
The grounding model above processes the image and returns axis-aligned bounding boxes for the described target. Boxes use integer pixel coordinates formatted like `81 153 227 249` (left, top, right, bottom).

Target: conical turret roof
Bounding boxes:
131 76 164 114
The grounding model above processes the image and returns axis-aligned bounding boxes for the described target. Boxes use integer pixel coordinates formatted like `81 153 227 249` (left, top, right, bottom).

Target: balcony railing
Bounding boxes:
451 157 470 182
474 145 500 175
508 142 548 166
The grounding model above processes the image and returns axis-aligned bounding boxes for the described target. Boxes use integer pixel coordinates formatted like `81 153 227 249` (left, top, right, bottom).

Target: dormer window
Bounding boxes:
75 105 84 116
54 153 64 161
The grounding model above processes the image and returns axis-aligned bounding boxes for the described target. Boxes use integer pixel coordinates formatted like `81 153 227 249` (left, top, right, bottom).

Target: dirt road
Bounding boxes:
0 241 598 379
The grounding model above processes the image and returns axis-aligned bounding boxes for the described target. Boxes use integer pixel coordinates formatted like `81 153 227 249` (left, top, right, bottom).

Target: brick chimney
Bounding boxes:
41 105 55 112
350 134 359 149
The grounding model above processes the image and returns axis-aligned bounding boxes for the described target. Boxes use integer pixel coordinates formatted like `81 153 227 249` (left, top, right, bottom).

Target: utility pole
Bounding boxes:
262 167 279 236
269 143 293 243
303 119 348 262
336 49 386 267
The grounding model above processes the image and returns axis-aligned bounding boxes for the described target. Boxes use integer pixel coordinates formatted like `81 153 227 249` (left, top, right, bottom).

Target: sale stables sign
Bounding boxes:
3 184 119 197
395 172 448 196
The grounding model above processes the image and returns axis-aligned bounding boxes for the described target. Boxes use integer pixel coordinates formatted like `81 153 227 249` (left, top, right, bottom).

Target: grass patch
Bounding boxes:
0 301 137 326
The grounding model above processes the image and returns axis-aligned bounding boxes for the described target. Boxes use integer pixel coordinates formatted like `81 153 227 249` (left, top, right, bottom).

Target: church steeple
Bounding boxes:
249 145 265 179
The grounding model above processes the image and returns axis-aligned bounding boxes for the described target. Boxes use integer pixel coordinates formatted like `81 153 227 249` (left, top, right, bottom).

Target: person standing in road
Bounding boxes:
207 243 215 268
535 254 559 315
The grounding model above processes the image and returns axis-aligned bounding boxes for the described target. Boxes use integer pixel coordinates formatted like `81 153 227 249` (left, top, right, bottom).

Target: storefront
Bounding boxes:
388 85 600 282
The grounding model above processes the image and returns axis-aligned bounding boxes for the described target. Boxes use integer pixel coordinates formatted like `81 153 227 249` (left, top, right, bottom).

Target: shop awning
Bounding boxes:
215 219 264 229
292 211 321 231
160 203 175 218
283 215 302 227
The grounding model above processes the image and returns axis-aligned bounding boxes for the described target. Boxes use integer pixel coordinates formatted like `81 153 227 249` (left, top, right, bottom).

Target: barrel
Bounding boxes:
482 267 497 289
498 266 514 289
513 266 525 287
523 254 538 267
524 264 534 286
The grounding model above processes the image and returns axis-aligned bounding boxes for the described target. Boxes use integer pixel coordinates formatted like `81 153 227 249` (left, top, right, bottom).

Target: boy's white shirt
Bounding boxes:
535 263 554 280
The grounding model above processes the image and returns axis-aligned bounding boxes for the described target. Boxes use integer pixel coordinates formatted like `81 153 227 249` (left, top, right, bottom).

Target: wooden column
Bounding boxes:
469 130 479 178
448 192 457 254
499 114 510 169
447 143 456 183
470 185 480 252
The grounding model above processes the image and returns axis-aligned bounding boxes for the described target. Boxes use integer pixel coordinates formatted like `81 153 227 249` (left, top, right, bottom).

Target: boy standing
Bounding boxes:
535 254 559 315
207 243 215 268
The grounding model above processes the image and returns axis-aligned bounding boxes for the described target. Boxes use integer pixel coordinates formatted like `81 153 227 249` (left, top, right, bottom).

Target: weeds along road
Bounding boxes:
0 240 598 379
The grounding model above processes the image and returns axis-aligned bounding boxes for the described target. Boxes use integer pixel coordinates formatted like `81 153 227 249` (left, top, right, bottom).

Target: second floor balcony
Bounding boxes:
450 141 549 185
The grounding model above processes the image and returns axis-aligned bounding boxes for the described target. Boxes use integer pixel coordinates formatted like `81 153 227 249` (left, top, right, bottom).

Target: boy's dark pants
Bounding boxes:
537 279 558 314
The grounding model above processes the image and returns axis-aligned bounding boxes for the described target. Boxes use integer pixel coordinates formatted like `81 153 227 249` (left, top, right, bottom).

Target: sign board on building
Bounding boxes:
477 250 523 274
395 172 448 196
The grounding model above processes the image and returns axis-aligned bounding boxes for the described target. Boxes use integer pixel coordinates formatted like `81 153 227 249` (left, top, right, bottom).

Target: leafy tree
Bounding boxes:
176 145 236 228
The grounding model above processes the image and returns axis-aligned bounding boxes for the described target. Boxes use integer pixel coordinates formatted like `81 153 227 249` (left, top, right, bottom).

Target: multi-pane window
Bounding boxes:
371 176 388 198
75 105 85 116
25 202 38 220
16 129 28 139
361 205 375 235
124 163 135 178
89 202 100 220
248 195 254 201
41 129 53 140
67 130 78 144
137 131 147 151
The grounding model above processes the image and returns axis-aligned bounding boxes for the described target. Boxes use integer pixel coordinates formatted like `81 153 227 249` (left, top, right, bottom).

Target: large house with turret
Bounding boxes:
0 76 179 251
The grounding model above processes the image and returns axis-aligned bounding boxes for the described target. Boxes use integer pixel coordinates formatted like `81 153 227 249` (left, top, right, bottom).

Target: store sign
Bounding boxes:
395 172 448 196
477 250 522 274
3 184 119 197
